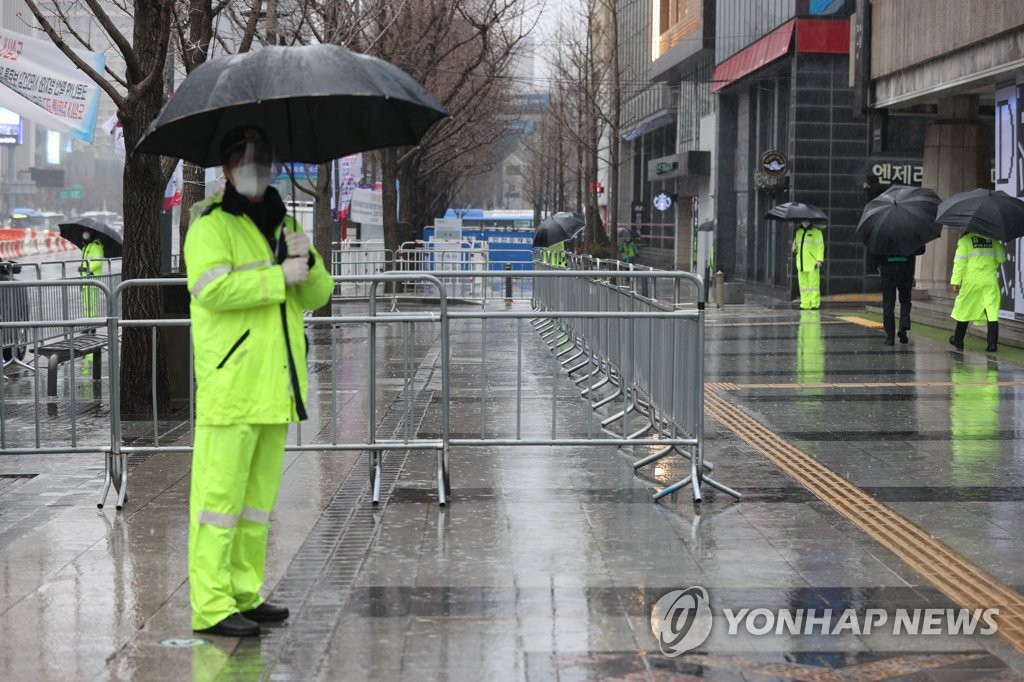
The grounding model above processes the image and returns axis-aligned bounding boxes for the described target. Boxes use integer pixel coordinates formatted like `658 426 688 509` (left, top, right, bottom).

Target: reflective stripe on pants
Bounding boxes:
797 270 820 309
189 422 287 630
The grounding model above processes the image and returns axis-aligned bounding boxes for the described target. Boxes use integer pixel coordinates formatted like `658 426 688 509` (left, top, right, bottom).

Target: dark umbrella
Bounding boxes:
764 202 828 223
59 217 123 258
617 227 636 241
936 188 1024 242
697 220 715 232
533 213 584 247
855 184 942 255
135 44 449 166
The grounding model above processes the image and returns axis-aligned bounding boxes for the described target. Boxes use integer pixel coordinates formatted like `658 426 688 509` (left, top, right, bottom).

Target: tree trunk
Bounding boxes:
381 148 401 259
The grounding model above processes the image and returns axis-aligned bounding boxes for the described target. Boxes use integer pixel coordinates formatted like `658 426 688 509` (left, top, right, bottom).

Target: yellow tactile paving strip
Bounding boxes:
704 386 1024 654
837 315 884 329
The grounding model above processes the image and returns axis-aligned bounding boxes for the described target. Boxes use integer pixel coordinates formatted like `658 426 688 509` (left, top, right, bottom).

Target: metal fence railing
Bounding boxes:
0 268 724 511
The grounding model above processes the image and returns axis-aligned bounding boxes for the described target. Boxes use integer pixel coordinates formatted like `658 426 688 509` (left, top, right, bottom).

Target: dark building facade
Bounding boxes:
713 0 878 303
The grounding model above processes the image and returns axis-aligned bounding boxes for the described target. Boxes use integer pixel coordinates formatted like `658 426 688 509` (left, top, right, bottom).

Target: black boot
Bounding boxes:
949 321 968 351
986 322 998 352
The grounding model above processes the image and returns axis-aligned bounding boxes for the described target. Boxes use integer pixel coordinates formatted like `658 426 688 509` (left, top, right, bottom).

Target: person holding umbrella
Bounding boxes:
78 229 104 319
870 246 925 345
948 232 1005 352
184 126 334 637
792 220 825 310
856 185 943 346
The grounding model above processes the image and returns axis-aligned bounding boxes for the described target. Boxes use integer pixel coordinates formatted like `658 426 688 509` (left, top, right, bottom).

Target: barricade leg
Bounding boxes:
47 355 59 397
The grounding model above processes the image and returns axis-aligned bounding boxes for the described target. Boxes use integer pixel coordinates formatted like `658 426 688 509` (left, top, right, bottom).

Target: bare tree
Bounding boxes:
22 0 176 415
361 0 537 254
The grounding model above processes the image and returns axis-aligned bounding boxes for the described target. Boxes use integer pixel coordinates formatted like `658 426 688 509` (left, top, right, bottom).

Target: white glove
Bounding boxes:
284 230 310 261
282 257 309 286
814 261 822 269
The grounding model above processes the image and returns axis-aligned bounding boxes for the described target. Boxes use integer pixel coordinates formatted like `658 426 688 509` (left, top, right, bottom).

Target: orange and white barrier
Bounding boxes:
0 229 77 259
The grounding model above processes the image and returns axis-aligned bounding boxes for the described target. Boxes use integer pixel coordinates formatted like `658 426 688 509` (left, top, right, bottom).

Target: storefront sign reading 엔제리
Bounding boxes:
871 162 924 186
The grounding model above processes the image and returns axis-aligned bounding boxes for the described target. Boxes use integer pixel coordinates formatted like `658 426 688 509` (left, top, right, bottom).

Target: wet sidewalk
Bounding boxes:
3 302 1024 680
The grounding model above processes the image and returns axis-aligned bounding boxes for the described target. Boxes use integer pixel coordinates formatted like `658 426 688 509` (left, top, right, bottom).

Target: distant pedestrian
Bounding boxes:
184 126 334 638
619 235 638 264
948 232 1005 352
78 230 104 320
792 220 824 310
872 245 924 345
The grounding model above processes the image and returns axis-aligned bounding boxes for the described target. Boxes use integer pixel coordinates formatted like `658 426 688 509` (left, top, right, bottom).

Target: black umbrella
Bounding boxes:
855 185 942 255
697 220 715 232
764 202 828 223
936 188 1024 242
617 227 637 241
533 213 584 247
135 44 449 167
59 217 123 258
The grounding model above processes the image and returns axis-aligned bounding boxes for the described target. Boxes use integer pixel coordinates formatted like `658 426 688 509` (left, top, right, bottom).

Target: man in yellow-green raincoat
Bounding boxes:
792 220 824 310
185 126 334 638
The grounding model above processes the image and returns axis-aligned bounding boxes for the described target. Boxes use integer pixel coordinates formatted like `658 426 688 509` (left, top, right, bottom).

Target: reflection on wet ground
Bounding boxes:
2 303 1024 679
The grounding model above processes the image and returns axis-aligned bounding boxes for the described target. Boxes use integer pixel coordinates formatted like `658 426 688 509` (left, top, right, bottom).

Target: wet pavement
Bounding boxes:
3 301 1024 680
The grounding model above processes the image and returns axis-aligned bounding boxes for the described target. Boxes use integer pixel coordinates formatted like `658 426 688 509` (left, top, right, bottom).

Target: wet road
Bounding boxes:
1 301 1023 680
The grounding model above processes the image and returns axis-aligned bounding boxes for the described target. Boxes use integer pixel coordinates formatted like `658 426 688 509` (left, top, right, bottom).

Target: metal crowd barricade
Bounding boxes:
0 278 113 457
330 241 392 299
2 268 733 510
531 265 740 503
92 273 451 509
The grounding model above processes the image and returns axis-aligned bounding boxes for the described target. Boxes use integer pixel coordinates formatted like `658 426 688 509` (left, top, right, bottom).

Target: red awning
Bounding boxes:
710 18 850 93
711 20 794 94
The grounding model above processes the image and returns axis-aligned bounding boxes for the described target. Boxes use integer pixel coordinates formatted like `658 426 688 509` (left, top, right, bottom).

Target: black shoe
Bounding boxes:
194 613 260 637
949 336 964 351
240 601 290 622
883 338 894 346
986 345 998 352
897 330 908 344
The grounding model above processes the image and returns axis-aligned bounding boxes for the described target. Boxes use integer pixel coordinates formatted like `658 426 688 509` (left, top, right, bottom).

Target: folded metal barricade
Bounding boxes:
531 262 740 503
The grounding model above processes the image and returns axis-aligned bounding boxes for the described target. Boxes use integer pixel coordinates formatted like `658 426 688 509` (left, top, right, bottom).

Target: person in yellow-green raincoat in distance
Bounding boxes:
78 230 104 320
792 220 825 310
949 231 1006 352
184 126 334 638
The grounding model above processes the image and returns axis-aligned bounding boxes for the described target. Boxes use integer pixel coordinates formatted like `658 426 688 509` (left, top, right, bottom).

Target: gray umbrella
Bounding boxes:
764 202 828 223
135 44 449 167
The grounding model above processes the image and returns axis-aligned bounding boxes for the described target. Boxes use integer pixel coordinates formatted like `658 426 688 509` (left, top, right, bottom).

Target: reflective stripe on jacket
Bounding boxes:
791 226 824 273
184 203 334 425
950 232 1005 323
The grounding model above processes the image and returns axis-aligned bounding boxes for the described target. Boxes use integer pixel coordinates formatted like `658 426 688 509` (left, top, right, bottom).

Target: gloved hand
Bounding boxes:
284 230 310 261
282 257 309 286
814 261 822 269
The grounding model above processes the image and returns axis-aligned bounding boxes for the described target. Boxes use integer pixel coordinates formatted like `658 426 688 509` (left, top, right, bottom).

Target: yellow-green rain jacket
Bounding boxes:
80 240 104 276
184 203 334 425
792 226 824 273
950 232 1005 323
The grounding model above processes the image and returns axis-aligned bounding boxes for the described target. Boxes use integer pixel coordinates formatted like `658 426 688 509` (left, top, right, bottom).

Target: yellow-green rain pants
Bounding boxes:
189 423 287 630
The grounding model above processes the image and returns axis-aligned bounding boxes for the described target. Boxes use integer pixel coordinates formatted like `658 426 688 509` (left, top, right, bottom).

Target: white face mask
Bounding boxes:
232 161 271 199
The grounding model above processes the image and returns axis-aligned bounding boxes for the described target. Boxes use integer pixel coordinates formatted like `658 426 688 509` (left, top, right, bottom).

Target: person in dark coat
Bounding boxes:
872 245 925 345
